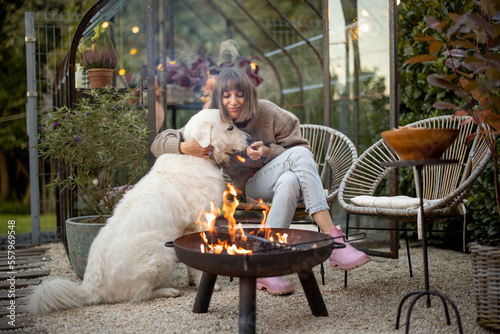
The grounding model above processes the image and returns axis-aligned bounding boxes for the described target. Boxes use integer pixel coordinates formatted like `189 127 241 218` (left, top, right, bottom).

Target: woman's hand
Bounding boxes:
246 141 269 160
180 139 214 158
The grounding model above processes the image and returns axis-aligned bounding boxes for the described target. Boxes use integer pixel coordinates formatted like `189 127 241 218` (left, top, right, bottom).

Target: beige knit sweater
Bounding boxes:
151 99 310 194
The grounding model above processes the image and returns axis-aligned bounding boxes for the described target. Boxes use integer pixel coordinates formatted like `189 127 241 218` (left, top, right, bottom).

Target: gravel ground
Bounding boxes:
24 241 489 334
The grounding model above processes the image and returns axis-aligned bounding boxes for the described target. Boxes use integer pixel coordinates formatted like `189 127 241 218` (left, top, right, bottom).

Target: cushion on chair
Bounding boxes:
350 195 438 209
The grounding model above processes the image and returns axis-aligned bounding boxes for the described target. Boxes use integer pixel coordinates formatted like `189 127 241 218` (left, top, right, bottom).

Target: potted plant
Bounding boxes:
36 87 149 278
80 45 118 88
404 0 500 329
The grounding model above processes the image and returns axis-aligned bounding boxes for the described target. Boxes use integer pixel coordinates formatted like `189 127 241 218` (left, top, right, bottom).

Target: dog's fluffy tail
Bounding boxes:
28 278 92 315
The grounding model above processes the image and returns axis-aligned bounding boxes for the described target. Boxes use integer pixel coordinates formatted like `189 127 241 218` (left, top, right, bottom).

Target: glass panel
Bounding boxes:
329 0 392 238
329 0 390 153
74 0 327 131
157 0 325 129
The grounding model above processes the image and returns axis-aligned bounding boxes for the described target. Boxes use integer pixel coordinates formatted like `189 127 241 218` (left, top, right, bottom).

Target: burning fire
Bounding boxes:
196 183 287 255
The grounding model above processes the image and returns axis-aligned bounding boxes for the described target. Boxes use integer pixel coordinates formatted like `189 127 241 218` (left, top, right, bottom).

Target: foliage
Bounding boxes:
0 200 30 215
165 41 263 92
405 2 500 125
398 0 475 123
467 158 500 241
36 88 149 217
0 0 95 203
78 23 118 71
80 45 117 70
402 0 500 242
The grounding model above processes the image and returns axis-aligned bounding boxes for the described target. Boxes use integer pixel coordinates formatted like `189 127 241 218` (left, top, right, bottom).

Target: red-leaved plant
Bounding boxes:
404 0 500 212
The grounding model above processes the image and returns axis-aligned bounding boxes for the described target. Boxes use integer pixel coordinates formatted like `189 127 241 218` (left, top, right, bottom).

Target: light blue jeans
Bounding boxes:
245 146 330 228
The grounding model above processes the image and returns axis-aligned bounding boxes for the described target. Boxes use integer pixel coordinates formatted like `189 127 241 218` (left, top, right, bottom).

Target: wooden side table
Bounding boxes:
381 160 463 334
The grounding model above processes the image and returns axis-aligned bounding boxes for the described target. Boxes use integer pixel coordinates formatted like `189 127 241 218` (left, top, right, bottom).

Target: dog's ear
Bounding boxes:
191 121 212 148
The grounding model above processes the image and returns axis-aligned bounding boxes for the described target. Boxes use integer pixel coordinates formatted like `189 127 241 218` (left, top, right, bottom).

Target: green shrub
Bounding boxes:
0 201 30 214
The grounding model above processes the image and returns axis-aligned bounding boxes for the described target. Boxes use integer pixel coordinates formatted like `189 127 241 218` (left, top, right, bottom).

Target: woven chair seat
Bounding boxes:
339 115 491 221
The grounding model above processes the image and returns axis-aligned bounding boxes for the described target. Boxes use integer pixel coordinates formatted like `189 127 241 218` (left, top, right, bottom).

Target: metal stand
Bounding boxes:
382 160 463 333
193 270 328 334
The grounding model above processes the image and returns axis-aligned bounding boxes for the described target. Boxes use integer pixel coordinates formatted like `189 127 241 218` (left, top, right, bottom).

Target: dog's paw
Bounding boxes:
214 283 221 292
151 288 182 299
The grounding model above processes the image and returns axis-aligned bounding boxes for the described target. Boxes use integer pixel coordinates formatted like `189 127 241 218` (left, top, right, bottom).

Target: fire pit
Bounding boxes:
171 227 344 334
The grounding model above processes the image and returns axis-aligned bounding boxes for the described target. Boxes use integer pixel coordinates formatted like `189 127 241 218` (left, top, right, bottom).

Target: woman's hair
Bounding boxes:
209 68 258 123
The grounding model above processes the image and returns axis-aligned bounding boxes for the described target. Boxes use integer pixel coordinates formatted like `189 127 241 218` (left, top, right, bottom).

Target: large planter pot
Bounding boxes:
86 68 114 88
469 240 500 331
66 216 107 279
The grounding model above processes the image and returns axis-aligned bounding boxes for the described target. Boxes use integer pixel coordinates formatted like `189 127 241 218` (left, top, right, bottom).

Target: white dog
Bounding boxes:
28 109 251 314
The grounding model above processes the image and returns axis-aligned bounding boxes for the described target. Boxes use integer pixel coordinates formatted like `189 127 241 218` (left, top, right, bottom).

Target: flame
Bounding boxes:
222 183 242 242
196 183 286 255
227 244 252 255
196 202 221 234
237 155 246 163
276 232 288 243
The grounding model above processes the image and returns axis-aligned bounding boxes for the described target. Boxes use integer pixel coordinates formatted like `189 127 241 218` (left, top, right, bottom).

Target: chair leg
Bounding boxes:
344 213 350 288
318 226 325 285
404 229 413 277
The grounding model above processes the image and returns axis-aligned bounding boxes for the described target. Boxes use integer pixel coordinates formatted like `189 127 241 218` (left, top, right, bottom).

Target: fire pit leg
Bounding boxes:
239 277 257 334
193 272 217 313
298 269 329 316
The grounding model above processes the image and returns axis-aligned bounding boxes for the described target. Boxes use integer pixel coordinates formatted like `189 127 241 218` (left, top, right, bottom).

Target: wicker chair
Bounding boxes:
338 115 492 282
237 124 358 221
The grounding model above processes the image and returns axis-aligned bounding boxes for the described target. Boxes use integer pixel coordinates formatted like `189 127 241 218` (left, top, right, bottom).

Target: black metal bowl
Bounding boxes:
173 228 341 277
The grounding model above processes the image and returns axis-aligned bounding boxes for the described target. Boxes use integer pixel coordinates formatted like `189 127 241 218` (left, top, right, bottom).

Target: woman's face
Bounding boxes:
222 89 245 120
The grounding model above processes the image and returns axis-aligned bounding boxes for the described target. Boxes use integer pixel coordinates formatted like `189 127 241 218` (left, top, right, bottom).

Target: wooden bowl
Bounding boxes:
380 127 459 160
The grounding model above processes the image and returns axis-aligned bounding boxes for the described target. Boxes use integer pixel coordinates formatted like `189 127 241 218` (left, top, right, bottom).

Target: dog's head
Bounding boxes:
183 109 252 165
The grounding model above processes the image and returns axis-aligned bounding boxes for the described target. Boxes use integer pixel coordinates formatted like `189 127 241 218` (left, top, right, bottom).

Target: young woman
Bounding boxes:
151 68 370 295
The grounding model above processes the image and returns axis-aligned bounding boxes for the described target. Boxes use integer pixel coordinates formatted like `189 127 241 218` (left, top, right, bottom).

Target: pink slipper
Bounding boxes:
256 276 295 295
329 225 371 271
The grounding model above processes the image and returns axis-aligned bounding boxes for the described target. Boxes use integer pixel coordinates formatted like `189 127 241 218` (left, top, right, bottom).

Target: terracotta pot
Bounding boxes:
380 127 459 160
66 216 107 279
86 68 114 88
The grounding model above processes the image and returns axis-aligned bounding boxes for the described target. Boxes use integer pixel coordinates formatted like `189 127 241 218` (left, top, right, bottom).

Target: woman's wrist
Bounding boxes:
262 146 270 158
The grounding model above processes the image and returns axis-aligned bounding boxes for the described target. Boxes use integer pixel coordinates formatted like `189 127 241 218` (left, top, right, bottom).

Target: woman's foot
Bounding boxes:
256 276 295 295
328 225 371 270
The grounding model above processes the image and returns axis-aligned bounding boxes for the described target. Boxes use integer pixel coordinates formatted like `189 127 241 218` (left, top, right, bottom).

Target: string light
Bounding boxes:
132 26 139 34
102 21 109 29
130 48 137 55
119 69 126 76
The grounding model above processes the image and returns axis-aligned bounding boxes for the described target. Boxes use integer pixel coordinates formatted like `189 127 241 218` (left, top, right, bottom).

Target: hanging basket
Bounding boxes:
86 68 114 88
469 239 500 331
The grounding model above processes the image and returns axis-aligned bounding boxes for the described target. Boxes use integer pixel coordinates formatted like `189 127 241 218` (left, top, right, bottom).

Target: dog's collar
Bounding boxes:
234 119 251 128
